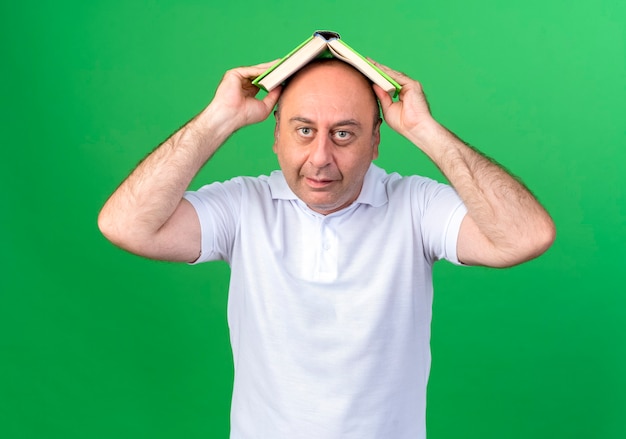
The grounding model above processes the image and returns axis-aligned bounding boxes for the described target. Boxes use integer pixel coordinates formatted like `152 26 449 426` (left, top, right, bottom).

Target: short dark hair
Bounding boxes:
274 58 382 125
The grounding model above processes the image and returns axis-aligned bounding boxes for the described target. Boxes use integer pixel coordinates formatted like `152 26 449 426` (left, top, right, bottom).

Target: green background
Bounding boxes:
2 0 624 438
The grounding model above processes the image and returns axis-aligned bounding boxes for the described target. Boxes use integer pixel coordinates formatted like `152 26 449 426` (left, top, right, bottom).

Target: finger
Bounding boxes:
372 83 392 109
262 85 283 110
254 58 282 69
367 58 413 86
230 58 282 80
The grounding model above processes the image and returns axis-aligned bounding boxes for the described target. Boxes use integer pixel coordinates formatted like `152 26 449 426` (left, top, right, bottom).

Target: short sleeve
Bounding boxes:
413 178 468 265
183 179 243 264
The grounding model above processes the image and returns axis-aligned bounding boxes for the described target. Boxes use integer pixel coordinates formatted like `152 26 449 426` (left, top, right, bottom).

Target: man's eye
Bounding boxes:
298 127 313 136
334 130 352 140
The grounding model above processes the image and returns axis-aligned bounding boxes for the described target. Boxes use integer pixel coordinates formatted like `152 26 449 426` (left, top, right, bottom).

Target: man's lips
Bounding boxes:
305 177 336 188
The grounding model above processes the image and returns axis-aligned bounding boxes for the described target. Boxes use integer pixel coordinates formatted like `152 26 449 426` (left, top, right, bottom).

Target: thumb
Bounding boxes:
373 83 395 118
262 85 283 112
373 84 393 111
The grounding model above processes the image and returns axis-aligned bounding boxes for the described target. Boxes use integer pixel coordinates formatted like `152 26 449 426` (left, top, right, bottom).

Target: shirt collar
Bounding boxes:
268 163 389 209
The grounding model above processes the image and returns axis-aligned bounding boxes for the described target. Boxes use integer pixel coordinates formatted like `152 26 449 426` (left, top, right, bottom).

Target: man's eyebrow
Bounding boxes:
334 119 361 128
288 116 362 128
289 116 314 124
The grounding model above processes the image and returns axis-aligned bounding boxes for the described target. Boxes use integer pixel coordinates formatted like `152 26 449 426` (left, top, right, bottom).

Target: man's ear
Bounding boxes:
273 110 280 153
372 118 382 160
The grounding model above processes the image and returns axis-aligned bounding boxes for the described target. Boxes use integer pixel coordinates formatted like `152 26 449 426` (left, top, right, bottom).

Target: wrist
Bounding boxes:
404 117 444 146
193 104 241 144
406 119 462 161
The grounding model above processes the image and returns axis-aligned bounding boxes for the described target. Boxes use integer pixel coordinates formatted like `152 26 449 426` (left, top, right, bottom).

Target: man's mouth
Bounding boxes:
305 177 335 188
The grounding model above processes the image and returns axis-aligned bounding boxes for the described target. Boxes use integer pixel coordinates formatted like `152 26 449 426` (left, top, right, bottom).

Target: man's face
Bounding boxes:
273 62 381 215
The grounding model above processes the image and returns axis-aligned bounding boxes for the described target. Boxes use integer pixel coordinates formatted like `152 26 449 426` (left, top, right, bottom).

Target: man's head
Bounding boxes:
273 59 382 215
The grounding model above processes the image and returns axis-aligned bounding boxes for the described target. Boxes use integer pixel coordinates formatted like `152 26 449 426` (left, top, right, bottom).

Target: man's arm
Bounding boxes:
98 61 282 262
372 62 556 268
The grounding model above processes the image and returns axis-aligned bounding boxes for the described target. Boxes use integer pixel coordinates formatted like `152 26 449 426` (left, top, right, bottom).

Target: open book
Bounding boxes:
252 31 401 98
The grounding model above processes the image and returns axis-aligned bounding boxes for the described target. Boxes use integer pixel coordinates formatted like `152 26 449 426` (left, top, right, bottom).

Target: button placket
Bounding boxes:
317 218 338 280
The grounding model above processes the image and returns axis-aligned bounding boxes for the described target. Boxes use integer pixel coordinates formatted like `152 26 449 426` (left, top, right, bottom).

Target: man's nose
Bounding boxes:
308 134 333 168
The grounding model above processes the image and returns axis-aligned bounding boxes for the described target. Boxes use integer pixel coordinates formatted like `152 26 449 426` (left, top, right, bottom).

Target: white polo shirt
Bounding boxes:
184 163 467 439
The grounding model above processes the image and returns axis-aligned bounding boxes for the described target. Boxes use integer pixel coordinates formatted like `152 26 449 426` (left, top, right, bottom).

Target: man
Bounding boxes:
99 58 555 438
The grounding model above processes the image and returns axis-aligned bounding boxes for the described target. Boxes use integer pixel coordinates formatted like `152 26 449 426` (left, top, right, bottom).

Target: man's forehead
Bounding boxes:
275 60 380 124
287 61 371 91
281 73 373 109
280 94 368 125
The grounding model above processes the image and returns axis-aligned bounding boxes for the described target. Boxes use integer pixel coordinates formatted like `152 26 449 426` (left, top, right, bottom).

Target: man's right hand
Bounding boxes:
200 60 283 135
98 61 282 262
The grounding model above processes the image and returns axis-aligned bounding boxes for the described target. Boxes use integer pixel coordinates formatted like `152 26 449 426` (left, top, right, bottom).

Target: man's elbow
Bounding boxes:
97 205 141 253
98 206 125 248
505 216 556 268
530 215 557 259
97 204 201 263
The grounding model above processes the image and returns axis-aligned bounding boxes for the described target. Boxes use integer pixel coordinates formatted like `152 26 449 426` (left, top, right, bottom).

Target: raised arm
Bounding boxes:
98 61 282 262
372 61 555 268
